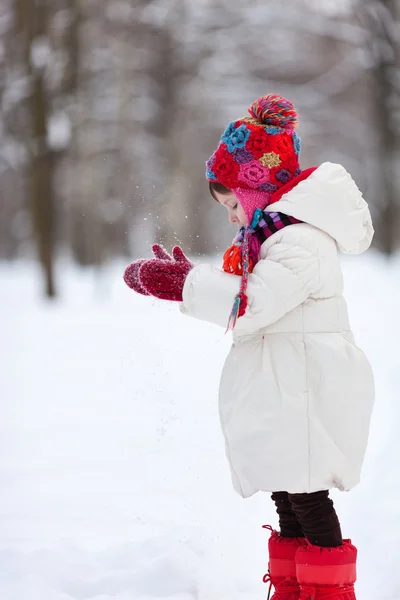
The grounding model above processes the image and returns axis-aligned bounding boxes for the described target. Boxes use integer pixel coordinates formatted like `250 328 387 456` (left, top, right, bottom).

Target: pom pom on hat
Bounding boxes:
248 94 299 130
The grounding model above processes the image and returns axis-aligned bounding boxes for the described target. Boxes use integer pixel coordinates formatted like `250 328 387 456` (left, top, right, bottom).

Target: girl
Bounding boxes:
124 94 375 600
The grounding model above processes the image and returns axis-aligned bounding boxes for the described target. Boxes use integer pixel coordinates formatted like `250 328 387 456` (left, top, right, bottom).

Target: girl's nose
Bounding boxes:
228 212 237 224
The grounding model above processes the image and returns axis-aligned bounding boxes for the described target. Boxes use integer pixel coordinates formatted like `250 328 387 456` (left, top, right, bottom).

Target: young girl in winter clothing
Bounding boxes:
124 94 375 600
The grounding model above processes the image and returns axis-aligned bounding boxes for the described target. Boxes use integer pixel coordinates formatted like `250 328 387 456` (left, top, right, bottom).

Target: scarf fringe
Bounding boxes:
226 221 255 332
226 292 248 332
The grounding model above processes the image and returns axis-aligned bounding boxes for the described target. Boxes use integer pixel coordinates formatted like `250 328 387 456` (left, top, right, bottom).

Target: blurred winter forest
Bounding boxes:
0 0 399 297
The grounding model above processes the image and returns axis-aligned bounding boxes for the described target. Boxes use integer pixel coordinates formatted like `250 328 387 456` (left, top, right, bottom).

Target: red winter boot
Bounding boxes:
263 526 305 600
296 539 357 600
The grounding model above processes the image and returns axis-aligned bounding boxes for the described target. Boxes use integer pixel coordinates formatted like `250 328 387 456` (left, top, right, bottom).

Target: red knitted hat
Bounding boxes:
206 94 301 224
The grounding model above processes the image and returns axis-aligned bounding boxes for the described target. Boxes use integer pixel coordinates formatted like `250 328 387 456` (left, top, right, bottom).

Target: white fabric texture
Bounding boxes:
180 162 375 497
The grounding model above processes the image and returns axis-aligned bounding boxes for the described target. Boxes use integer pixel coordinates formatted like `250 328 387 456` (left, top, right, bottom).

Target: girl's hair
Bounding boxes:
209 181 231 201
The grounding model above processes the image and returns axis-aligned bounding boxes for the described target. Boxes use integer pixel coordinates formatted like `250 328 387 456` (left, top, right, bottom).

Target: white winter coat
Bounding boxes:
181 162 375 497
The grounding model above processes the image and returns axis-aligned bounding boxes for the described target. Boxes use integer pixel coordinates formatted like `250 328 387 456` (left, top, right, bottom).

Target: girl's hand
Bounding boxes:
139 246 193 302
123 244 173 295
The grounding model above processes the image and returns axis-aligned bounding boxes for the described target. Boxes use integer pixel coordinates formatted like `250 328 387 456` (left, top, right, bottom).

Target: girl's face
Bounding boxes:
214 191 247 227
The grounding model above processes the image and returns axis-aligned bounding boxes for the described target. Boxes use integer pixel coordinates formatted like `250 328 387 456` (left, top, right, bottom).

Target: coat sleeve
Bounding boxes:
180 240 320 333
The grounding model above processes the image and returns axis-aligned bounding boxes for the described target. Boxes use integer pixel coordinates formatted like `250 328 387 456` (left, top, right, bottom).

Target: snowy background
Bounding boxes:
2 251 400 600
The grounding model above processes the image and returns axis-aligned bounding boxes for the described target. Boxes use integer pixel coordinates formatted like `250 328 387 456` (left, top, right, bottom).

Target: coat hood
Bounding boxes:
265 162 374 254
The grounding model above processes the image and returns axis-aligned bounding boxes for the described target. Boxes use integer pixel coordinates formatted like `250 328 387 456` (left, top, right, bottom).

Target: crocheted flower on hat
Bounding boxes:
259 152 281 168
233 148 254 164
212 145 240 188
238 160 270 189
247 129 270 158
259 181 278 193
268 132 296 156
221 123 251 153
275 168 291 183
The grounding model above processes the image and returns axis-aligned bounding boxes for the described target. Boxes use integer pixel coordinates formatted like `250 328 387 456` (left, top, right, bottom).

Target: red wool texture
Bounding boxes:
139 246 193 302
123 259 150 296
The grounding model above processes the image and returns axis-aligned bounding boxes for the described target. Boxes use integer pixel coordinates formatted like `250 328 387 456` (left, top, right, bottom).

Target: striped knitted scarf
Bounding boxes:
223 209 301 330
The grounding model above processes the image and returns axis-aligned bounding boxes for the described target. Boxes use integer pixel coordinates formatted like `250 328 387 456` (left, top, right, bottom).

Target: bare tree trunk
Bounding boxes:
15 0 56 296
30 69 55 296
362 0 400 255
62 0 80 96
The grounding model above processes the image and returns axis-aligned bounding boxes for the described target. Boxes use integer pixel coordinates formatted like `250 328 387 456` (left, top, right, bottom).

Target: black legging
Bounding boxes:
271 490 343 547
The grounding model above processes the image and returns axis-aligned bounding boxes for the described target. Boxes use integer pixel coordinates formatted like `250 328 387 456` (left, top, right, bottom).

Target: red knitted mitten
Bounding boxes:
123 244 175 295
139 246 193 302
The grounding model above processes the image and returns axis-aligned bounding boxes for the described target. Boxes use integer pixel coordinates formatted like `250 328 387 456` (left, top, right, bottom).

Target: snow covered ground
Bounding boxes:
1 252 399 600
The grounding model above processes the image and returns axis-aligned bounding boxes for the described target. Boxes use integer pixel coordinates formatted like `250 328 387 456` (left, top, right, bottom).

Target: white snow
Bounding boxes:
1 251 399 600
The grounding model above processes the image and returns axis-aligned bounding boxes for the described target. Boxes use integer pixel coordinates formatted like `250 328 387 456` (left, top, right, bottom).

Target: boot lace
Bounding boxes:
263 573 300 600
299 583 355 599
